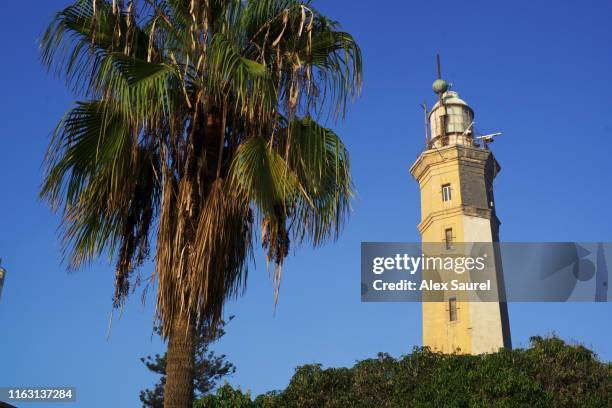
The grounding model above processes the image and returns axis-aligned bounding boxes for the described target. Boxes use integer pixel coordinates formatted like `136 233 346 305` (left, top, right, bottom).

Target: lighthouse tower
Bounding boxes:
409 66 511 354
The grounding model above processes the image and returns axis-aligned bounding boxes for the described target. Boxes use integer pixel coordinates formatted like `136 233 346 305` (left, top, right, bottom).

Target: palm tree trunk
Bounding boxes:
164 310 195 408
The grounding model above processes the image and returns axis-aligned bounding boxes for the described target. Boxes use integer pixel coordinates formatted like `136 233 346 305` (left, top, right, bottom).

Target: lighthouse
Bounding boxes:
410 62 511 354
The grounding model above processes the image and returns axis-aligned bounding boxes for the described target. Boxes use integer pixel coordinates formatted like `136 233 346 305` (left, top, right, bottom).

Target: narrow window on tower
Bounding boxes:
442 184 452 202
445 228 453 250
449 297 457 322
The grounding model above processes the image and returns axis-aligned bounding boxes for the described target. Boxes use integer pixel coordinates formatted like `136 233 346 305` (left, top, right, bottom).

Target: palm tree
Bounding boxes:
40 1 361 406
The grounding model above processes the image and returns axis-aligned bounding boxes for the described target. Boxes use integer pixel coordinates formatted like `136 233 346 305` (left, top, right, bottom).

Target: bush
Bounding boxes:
194 337 612 407
194 384 255 408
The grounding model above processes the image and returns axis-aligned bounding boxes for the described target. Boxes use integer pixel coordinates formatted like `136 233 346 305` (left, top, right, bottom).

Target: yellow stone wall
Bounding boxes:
410 145 509 354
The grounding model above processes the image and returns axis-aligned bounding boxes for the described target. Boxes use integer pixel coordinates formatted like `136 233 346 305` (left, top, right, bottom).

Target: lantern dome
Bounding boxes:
428 91 475 148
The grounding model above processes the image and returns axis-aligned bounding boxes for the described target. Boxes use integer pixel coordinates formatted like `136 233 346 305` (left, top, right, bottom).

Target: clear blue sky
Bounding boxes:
1 1 612 406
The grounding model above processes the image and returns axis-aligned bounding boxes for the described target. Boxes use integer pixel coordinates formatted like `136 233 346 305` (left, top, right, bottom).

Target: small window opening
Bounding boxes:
442 184 452 202
449 297 457 322
445 228 453 250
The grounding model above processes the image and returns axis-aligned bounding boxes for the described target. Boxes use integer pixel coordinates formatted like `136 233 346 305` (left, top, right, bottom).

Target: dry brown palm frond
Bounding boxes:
156 178 252 337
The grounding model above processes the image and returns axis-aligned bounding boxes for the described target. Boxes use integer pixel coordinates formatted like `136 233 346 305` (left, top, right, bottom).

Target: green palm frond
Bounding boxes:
41 100 159 304
308 28 362 117
239 0 362 120
229 137 303 218
241 0 300 39
277 117 352 246
96 53 181 121
41 101 132 208
208 33 276 117
41 0 149 94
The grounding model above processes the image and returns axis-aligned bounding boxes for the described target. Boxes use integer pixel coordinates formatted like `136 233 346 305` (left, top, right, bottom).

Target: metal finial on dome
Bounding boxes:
432 54 448 95
432 79 448 94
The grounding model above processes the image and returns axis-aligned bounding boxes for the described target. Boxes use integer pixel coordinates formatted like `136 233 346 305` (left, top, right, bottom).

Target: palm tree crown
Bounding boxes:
41 0 361 338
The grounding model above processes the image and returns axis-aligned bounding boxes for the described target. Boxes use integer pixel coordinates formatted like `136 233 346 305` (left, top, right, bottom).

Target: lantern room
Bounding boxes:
428 90 475 148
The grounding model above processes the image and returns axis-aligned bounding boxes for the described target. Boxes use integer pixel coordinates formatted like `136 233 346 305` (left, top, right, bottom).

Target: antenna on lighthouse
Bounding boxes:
432 54 449 143
421 100 429 146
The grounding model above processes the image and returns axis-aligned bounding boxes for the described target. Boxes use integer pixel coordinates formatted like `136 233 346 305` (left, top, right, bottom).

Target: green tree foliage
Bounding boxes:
194 384 256 408
195 337 612 408
140 319 235 408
